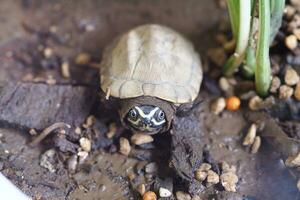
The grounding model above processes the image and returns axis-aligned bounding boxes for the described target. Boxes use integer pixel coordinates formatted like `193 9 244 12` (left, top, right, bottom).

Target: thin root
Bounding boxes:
29 122 71 147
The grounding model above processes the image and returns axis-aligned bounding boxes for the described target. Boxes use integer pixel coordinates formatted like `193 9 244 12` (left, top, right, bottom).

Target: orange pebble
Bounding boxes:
226 96 241 111
143 191 157 200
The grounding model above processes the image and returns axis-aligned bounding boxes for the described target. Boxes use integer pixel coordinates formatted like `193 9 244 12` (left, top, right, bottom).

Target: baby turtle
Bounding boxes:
100 24 203 134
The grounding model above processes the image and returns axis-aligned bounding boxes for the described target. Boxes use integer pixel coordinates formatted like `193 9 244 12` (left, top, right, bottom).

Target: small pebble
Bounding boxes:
290 0 300 7
219 77 232 93
85 24 96 32
207 170 220 184
191 196 202 200
29 128 38 135
119 137 131 156
99 184 106 192
211 97 226 115
49 25 58 33
77 151 89 164
131 133 154 145
67 155 78 172
248 96 263 110
221 162 237 173
251 136 261 154
285 35 298 50
284 5 296 19
43 47 53 58
143 191 157 200
159 187 172 197
199 163 212 171
269 76 281 93
220 171 238 192
176 191 191 200
285 152 300 167
243 124 257 146
195 162 211 181
195 170 207 181
127 171 136 181
75 53 91 65
61 61 70 78
75 127 82 135
79 137 92 152
40 149 57 173
145 162 158 174
46 76 57 85
294 82 300 101
293 28 300 40
279 85 294 99
137 184 146 196
285 67 299 86
106 123 117 139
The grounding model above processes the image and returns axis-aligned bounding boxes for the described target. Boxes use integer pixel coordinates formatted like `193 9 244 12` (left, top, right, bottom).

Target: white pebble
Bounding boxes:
40 149 57 173
119 137 131 156
207 170 220 184
279 85 294 99
285 67 299 86
176 191 191 200
251 136 261 154
211 97 226 115
243 124 257 146
159 187 172 197
285 152 300 167
79 137 92 152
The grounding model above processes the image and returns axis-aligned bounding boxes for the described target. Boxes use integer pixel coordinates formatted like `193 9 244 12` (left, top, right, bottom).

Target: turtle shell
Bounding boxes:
100 24 202 104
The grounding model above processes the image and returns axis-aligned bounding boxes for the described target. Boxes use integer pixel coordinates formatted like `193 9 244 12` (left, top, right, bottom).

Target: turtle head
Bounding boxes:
125 105 166 134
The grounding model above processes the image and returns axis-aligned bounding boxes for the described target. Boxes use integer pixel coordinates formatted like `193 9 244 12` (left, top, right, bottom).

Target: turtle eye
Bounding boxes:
157 110 165 121
129 109 138 119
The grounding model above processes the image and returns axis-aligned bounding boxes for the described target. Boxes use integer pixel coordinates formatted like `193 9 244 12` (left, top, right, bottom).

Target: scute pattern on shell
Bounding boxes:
100 24 202 104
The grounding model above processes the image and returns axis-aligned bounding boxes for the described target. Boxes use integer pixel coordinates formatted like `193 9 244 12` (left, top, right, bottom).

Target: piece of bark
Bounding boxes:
0 82 97 130
170 114 203 194
245 112 300 160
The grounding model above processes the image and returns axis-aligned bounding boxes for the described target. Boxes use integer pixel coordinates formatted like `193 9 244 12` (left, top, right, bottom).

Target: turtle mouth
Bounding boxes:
127 117 164 134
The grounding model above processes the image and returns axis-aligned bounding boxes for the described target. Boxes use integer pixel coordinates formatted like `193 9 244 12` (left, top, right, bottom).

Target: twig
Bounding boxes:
29 122 71 147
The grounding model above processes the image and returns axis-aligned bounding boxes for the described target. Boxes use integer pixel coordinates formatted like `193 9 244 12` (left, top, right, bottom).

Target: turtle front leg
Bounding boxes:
169 114 204 193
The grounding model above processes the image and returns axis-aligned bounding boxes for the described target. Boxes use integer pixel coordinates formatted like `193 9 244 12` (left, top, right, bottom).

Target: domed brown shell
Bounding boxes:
100 24 202 104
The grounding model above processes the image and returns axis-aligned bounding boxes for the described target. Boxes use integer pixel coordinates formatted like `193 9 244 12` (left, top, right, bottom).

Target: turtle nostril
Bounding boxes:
142 118 151 125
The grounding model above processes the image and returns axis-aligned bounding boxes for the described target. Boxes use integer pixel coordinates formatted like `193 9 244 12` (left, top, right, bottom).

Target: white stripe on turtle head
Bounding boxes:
134 106 159 119
151 118 165 126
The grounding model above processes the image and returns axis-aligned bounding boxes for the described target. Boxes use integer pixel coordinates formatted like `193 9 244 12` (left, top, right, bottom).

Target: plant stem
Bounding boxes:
242 0 258 78
255 0 271 97
242 45 256 78
227 0 240 40
270 0 285 43
223 0 251 76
